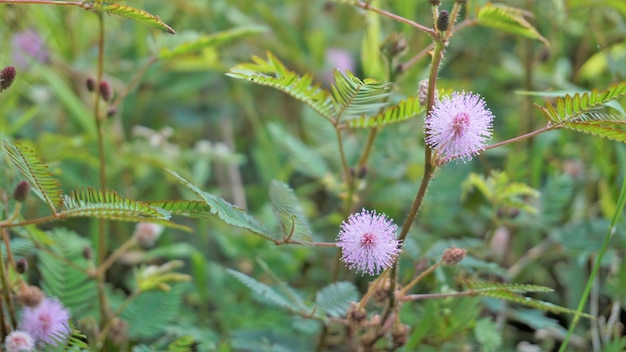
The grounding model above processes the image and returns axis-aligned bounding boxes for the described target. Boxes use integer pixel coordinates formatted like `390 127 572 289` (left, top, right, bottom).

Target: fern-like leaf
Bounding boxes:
479 290 593 319
226 52 335 121
330 69 393 121
269 181 314 244
147 200 214 218
97 2 175 34
465 281 553 294
2 140 64 213
122 284 187 339
477 3 548 46
346 96 424 128
562 119 626 143
61 188 170 222
227 269 299 312
315 281 359 318
536 82 626 123
38 228 97 317
167 170 277 241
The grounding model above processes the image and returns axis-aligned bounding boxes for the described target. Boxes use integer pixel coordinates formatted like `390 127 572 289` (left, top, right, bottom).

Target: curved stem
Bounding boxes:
484 123 556 151
354 1 436 35
397 260 443 298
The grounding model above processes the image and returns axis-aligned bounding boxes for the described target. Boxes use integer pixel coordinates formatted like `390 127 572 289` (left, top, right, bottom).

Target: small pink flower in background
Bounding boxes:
4 330 35 352
20 297 70 345
337 209 401 275
11 29 50 69
133 222 164 248
425 91 494 162
324 48 355 83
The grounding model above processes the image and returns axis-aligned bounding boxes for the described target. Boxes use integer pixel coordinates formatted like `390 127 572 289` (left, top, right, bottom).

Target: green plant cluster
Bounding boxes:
1 0 626 351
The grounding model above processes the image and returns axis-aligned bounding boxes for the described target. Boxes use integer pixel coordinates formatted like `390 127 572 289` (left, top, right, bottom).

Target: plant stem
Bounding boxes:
397 260 443 297
354 1 435 35
484 123 556 151
559 175 626 351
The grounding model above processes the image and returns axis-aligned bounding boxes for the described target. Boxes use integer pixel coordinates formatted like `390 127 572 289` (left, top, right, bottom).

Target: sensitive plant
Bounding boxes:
0 0 625 351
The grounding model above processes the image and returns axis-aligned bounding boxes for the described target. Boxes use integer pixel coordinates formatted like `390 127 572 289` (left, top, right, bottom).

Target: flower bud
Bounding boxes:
441 246 467 265
17 285 44 308
99 80 112 102
13 181 31 202
86 77 96 92
106 106 117 117
1 66 16 92
16 258 28 274
83 246 92 260
133 222 164 248
437 10 450 32
429 0 441 6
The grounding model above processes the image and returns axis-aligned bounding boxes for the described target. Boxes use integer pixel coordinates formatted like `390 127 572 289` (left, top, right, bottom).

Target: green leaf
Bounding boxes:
474 318 502 352
466 281 554 294
269 181 314 244
535 81 626 123
226 52 335 121
38 228 97 317
98 2 175 34
61 187 171 222
346 96 424 128
147 200 215 218
330 70 393 121
477 3 548 46
315 282 359 318
159 26 267 59
121 284 187 339
2 140 64 213
267 123 330 179
227 269 298 311
167 170 277 241
562 118 626 143
478 289 593 319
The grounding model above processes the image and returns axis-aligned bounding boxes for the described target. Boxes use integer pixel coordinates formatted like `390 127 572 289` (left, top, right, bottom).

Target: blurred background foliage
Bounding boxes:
1 0 626 350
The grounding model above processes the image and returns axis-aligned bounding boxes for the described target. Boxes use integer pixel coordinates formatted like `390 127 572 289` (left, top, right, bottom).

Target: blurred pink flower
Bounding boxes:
425 91 494 162
324 48 355 83
4 330 34 352
337 209 400 275
20 297 70 345
11 29 50 69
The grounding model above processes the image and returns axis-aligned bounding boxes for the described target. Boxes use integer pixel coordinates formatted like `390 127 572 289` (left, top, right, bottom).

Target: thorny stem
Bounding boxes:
356 270 388 310
0 237 17 329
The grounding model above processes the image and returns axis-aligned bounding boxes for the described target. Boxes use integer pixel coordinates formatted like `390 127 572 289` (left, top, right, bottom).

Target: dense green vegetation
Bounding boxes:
1 0 625 351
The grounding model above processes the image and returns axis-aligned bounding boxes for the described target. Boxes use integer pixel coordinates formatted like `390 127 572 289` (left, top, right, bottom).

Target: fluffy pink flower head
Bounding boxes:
20 297 71 345
337 209 401 275
425 91 494 162
4 330 34 352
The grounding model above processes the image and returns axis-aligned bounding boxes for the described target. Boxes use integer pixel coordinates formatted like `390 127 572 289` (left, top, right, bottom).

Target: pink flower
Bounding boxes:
20 297 70 345
337 209 401 275
4 330 34 352
11 29 49 69
425 91 494 162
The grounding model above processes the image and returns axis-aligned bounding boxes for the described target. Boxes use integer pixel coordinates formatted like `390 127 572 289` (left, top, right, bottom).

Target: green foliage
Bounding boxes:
269 181 314 244
38 228 97 317
473 318 502 352
167 170 277 241
536 82 626 142
227 269 302 313
347 96 424 128
227 52 396 124
97 2 175 34
461 170 539 214
121 283 187 339
158 26 268 59
62 187 170 222
477 3 548 46
314 282 359 318
3 140 64 212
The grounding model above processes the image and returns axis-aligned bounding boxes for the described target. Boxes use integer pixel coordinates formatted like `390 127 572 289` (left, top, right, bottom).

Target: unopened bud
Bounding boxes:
437 10 450 32
0 66 16 92
418 79 438 106
441 246 467 265
83 246 92 260
86 77 96 92
392 324 410 348
381 32 407 58
429 0 441 6
133 222 164 248
16 258 28 274
17 285 45 308
13 181 31 202
99 80 112 102
106 106 117 117
347 302 366 325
